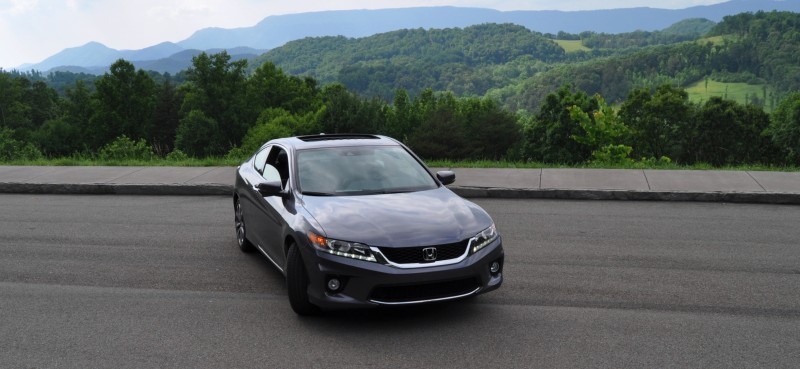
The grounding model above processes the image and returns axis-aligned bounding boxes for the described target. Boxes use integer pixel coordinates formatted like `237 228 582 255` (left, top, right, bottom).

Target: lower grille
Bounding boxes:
368 277 480 304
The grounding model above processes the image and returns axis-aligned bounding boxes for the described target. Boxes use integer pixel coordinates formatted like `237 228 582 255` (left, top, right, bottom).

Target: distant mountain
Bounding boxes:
31 42 119 71
19 0 800 73
131 47 262 74
661 18 717 36
27 41 179 72
25 43 265 75
119 42 185 62
178 0 800 50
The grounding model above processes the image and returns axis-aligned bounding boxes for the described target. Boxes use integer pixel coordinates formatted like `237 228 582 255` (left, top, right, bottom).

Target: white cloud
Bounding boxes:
147 1 212 21
1 0 39 15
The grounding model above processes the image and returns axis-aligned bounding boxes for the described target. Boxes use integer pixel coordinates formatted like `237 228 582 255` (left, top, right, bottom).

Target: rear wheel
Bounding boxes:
234 198 255 253
286 243 319 315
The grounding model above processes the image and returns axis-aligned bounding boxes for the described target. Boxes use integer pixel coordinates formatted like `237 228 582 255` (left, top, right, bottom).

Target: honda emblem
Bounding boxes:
422 247 437 261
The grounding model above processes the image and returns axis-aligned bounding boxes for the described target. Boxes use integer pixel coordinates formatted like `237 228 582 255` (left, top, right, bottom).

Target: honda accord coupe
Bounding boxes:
233 134 504 315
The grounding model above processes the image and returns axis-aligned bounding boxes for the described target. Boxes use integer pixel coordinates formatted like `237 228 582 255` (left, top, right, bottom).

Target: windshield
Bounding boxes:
297 146 438 196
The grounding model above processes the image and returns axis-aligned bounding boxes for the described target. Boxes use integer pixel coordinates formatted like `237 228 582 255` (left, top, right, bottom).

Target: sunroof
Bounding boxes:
298 134 381 142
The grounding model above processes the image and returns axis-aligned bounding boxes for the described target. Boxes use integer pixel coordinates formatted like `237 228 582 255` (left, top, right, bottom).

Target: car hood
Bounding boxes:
300 187 492 247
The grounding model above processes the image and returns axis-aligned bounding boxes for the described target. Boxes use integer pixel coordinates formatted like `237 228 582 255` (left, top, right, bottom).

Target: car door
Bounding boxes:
250 146 292 269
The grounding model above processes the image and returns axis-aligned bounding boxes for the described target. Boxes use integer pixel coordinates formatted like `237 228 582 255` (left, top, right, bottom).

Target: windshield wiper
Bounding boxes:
302 191 336 196
354 188 417 195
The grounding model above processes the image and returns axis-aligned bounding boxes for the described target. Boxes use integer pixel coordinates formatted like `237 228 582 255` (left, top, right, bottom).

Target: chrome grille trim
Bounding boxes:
368 287 480 305
370 245 469 269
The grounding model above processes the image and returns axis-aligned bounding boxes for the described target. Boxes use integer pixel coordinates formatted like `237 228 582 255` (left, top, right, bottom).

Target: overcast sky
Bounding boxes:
0 0 727 70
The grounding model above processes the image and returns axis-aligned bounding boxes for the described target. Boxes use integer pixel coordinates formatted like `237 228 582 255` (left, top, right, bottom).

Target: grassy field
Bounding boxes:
553 39 590 53
696 35 727 46
685 79 770 107
0 157 244 167
427 160 798 172
1 157 797 171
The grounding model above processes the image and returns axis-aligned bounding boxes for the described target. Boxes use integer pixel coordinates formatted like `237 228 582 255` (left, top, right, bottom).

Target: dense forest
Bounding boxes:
2 11 800 166
255 21 716 101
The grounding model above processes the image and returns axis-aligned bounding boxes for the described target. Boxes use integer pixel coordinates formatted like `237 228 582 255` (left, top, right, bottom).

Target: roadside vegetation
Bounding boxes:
2 11 800 170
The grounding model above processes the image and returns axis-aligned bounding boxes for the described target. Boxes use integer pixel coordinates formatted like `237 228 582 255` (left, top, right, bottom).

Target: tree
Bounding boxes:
246 62 319 116
569 94 632 164
407 103 470 160
88 59 156 149
0 73 32 136
619 85 693 161
37 79 94 155
34 118 78 156
690 97 771 166
151 76 181 155
174 110 221 157
519 84 597 163
235 107 325 157
181 52 249 151
26 80 59 130
385 89 417 141
768 92 800 165
458 97 520 160
0 127 42 161
319 84 383 134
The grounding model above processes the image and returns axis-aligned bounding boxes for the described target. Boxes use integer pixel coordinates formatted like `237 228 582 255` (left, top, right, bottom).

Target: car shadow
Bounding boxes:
295 297 489 334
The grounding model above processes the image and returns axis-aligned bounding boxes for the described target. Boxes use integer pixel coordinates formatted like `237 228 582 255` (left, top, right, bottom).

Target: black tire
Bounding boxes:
286 243 319 315
234 198 255 253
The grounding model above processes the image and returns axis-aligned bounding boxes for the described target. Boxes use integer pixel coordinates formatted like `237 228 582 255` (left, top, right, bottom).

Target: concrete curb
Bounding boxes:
0 183 233 196
450 187 800 205
2 182 800 205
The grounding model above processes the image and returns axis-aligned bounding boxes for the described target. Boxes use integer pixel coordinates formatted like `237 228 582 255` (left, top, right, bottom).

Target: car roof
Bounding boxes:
268 134 401 150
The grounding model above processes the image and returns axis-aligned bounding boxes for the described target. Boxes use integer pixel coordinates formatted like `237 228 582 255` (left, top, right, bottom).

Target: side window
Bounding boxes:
265 147 290 188
262 164 281 183
253 146 270 175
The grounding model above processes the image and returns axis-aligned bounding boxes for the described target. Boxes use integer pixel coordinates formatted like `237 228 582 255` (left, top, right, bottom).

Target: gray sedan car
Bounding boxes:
233 134 504 315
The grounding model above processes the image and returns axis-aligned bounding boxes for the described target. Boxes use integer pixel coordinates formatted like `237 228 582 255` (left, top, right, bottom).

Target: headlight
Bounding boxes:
308 231 377 262
469 224 498 254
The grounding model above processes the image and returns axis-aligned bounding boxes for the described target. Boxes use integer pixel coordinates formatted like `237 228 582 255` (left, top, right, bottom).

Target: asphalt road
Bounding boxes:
1 195 799 368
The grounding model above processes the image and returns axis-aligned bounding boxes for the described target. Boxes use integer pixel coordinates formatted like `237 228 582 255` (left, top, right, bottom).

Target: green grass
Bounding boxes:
0 157 244 167
426 159 798 172
696 35 727 46
553 39 590 53
685 79 770 107
3 157 797 172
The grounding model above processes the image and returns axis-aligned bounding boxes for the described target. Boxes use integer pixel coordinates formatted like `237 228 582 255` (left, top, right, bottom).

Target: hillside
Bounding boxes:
492 11 800 112
18 0 800 73
252 19 721 102
254 24 565 98
249 11 800 114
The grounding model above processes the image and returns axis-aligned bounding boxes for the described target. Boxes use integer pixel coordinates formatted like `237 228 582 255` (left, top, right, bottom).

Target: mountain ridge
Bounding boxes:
17 0 800 73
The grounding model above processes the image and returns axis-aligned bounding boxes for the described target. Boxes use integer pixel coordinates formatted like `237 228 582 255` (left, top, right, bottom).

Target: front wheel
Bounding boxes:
234 198 255 253
286 243 319 315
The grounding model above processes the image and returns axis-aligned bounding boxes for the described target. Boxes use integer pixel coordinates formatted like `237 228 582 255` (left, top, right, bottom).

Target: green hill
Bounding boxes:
253 23 566 99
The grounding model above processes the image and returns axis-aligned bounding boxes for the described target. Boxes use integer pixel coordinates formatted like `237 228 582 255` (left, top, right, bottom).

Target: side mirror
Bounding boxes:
436 170 456 186
257 181 287 198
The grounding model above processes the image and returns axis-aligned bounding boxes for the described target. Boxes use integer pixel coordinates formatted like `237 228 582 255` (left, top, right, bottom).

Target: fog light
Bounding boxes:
490 261 501 274
327 278 341 292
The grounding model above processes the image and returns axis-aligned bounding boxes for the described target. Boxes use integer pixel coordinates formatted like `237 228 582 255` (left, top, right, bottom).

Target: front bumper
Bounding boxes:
299 237 504 310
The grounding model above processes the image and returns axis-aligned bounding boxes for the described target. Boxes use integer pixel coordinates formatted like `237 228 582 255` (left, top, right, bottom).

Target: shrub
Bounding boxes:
769 92 800 165
0 127 43 161
165 149 189 161
225 146 249 161
98 135 155 161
